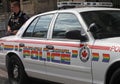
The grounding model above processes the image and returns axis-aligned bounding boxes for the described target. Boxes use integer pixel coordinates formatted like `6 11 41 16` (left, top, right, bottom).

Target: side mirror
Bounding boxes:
66 30 87 41
88 23 102 33
88 23 97 32
88 23 103 39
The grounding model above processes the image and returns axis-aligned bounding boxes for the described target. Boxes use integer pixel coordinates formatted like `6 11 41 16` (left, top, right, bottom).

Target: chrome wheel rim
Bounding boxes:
13 65 19 79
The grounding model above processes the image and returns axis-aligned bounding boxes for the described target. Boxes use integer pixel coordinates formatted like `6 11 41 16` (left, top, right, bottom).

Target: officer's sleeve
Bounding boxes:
7 13 13 26
23 14 29 23
8 18 11 27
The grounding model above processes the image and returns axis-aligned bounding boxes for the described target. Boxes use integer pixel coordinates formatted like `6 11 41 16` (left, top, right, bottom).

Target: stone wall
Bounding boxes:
21 0 35 16
21 0 57 16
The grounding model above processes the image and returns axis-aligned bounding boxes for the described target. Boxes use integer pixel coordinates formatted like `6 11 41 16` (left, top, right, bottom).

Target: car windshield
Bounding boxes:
81 10 120 39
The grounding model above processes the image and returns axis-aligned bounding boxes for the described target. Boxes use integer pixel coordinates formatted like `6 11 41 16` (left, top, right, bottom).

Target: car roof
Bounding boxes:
59 7 120 12
36 7 120 16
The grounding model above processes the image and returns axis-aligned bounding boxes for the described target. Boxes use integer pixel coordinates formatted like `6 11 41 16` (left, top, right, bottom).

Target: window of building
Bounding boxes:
0 0 2 8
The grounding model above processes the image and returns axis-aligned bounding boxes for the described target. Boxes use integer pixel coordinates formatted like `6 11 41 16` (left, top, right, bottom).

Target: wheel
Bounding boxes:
109 68 120 84
7 55 28 84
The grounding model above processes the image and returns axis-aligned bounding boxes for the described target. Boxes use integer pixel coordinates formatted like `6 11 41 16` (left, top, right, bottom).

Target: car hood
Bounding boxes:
101 37 120 44
0 35 18 41
94 37 120 49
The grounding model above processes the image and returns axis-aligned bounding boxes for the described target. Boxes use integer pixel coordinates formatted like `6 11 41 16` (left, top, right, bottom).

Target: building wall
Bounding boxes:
21 0 57 16
59 0 85 1
69 0 85 1
21 0 35 16
34 0 57 14
86 0 111 2
112 0 120 8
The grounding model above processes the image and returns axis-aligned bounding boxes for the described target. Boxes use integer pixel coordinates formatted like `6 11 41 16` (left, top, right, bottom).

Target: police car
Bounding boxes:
0 7 120 84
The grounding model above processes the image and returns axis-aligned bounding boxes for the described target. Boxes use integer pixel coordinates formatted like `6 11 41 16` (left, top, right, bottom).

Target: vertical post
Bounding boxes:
53 0 57 10
20 0 23 11
1 0 7 12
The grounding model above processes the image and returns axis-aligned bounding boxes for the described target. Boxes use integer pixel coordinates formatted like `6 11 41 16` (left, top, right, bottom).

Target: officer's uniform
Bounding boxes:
8 11 29 33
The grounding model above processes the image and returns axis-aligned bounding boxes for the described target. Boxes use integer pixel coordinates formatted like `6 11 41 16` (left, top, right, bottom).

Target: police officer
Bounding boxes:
7 1 29 35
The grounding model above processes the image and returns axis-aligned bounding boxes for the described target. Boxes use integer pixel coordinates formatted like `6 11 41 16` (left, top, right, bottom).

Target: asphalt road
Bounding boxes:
0 69 60 84
0 69 9 84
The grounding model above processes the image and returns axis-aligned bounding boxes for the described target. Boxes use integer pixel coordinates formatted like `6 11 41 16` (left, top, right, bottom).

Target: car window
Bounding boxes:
32 14 53 38
23 17 39 37
23 14 53 38
52 13 82 40
81 10 120 39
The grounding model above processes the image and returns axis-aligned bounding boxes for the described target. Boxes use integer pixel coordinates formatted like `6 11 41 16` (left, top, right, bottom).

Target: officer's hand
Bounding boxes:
13 30 18 34
7 26 11 33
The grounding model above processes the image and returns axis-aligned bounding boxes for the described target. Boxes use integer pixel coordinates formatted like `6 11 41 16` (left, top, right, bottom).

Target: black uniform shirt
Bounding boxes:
8 11 29 31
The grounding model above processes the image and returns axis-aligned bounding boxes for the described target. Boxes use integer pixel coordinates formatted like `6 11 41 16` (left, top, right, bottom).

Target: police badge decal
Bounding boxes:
79 46 90 62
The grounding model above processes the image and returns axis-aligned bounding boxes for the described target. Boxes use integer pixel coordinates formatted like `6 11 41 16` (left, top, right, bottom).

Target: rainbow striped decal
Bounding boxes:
0 43 4 51
47 52 51 61
43 48 48 51
31 50 39 60
72 50 78 58
102 54 110 63
51 53 61 63
19 46 24 52
92 53 99 61
39 51 45 61
23 50 30 58
15 45 18 51
4 45 14 50
61 53 70 64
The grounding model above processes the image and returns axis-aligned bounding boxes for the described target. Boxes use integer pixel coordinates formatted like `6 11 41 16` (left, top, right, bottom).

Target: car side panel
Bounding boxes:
45 40 92 84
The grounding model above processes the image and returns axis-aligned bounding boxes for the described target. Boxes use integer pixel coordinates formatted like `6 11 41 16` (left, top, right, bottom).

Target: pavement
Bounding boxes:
0 69 60 84
0 78 8 84
0 69 9 84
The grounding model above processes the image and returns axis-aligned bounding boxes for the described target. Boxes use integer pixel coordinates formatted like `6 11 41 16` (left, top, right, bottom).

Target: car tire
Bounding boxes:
109 68 120 84
7 55 28 84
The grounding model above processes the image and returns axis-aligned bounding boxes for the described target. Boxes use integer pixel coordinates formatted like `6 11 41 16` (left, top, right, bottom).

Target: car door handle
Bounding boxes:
19 43 25 47
46 45 54 50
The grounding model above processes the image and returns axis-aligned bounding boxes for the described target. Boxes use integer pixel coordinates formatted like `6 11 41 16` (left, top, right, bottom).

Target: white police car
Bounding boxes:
0 7 120 84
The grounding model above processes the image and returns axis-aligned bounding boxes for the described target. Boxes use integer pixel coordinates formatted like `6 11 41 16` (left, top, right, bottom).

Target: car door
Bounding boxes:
45 13 92 84
17 14 54 78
